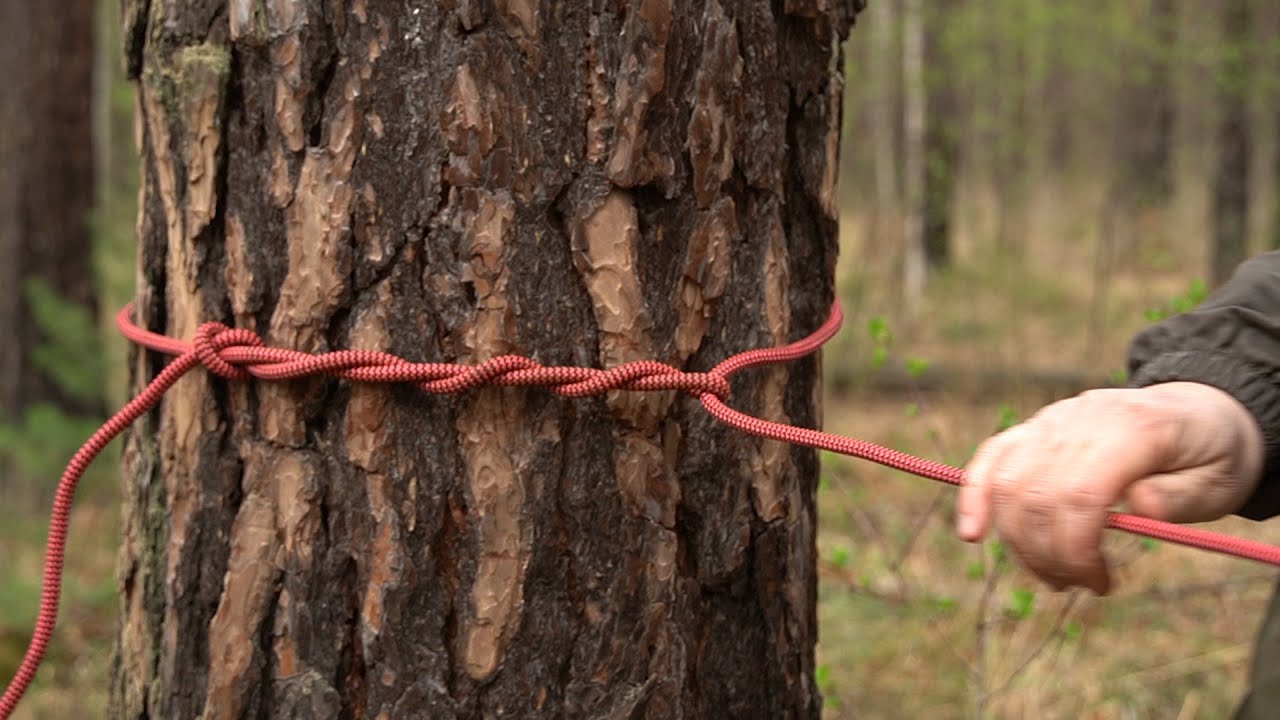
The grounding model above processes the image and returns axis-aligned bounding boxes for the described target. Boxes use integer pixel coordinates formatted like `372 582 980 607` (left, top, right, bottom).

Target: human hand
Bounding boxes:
955 382 1265 594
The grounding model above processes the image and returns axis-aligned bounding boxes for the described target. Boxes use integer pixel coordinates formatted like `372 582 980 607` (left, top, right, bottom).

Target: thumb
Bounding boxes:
1125 471 1245 524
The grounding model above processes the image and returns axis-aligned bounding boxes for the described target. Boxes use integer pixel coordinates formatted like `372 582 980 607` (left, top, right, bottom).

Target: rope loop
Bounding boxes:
7 298 1280 720
193 322 262 380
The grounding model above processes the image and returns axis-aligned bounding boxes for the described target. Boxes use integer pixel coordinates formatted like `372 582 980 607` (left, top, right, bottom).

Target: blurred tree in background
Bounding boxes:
0 0 101 497
1213 0 1253 287
844 0 1280 328
821 3 1280 715
0 2 132 713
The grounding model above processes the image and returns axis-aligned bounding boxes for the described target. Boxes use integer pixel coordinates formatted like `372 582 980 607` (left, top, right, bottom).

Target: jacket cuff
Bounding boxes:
1131 350 1280 520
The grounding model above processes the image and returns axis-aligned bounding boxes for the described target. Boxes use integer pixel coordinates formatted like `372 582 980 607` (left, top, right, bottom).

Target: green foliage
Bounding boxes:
867 316 894 370
24 278 106 405
1144 279 1208 323
0 568 40 635
816 663 839 709
995 405 1019 433
867 316 893 346
871 346 889 370
830 545 853 569
0 404 102 482
990 539 1010 568
904 357 930 378
1008 587 1037 620
0 279 108 489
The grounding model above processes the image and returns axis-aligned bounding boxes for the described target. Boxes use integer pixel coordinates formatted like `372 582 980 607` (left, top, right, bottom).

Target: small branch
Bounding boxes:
1115 643 1252 685
889 487 948 578
830 476 913 595
882 373 959 587
821 562 908 605
990 591 1081 699
972 544 1003 719
1122 572 1277 604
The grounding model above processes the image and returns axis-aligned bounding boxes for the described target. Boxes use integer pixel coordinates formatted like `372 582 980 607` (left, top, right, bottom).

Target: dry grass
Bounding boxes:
816 395 1278 719
817 195 1279 719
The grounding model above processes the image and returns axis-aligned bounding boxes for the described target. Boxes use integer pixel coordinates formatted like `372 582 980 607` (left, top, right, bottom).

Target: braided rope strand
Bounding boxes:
3 300 1280 717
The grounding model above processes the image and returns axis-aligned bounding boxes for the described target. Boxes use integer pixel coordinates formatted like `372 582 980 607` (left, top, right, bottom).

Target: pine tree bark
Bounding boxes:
111 1 858 717
0 0 97 423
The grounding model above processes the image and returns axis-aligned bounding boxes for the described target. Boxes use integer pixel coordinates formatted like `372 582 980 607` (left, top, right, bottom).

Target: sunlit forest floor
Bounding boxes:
816 185 1280 718
4 182 1279 719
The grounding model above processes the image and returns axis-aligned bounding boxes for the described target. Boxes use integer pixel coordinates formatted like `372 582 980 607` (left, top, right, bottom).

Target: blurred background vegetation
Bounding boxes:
2 0 1279 718
821 1 1280 718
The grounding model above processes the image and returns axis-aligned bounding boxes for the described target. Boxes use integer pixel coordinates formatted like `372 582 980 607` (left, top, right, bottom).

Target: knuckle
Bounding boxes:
972 435 1004 463
1020 487 1055 517
1113 393 1178 456
1062 482 1109 510
990 464 1022 495
1079 388 1116 403
1070 388 1179 460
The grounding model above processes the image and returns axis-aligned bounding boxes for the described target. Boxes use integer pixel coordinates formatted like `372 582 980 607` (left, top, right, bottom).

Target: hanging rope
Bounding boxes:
3 300 1280 717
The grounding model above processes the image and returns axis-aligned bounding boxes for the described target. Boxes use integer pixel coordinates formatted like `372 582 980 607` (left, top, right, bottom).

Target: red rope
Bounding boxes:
3 300 1280 716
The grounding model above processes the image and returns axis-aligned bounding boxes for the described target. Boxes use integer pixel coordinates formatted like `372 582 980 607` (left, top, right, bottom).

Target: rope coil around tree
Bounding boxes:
3 300 1280 718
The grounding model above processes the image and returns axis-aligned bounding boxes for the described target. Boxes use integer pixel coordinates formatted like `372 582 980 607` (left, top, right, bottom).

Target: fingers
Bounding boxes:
990 403 1107 592
956 428 1019 541
1052 500 1110 594
956 384 1262 594
958 390 1182 594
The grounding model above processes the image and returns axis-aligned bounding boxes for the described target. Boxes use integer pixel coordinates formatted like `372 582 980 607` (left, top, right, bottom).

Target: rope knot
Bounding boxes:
545 361 732 399
193 322 263 380
687 372 731 400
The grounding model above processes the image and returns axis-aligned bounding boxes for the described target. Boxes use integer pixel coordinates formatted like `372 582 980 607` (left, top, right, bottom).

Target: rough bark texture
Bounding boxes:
111 1 857 718
0 0 98 421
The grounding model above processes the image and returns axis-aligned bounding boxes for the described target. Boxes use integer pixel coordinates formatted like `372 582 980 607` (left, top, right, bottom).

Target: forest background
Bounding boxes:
3 1 1280 717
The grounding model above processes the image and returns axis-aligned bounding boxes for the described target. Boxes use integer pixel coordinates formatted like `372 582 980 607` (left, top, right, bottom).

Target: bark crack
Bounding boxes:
124 0 152 79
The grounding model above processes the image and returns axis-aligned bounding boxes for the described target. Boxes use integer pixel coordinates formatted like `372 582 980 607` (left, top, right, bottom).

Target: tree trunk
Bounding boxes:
902 0 927 318
110 2 855 718
1130 0 1175 209
1213 0 1250 286
1096 0 1175 288
869 0 899 268
922 0 957 269
0 0 98 422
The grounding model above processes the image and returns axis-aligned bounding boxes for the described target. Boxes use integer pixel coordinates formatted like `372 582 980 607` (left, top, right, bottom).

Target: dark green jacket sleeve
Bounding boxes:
1128 251 1280 520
